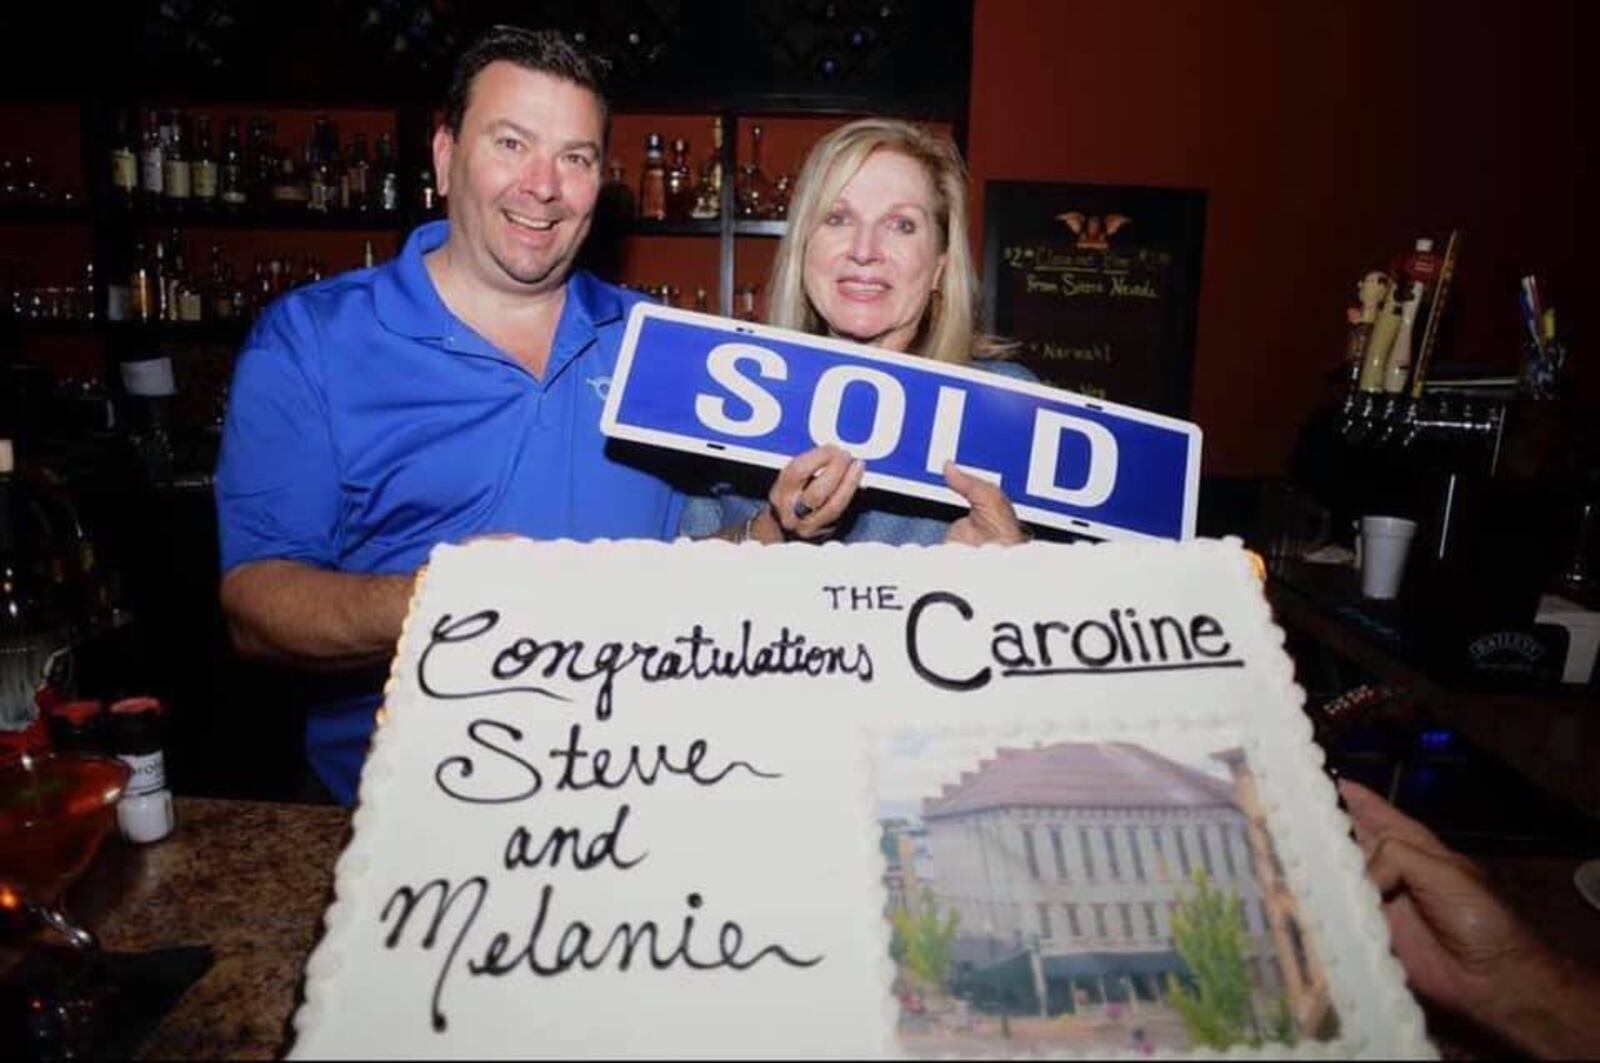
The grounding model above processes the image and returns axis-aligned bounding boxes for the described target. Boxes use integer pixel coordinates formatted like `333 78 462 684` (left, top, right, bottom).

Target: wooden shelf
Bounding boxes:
0 201 90 224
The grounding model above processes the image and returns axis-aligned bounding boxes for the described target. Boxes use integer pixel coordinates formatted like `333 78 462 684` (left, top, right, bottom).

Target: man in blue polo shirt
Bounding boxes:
215 27 691 804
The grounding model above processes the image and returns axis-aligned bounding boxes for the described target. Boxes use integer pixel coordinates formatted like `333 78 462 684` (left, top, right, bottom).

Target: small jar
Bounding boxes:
109 696 175 843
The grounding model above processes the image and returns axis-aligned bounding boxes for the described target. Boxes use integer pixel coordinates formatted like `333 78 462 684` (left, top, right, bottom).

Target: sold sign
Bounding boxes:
600 305 1201 540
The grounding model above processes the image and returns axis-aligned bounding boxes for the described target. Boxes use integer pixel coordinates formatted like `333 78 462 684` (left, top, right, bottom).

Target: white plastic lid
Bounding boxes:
1415 238 1435 252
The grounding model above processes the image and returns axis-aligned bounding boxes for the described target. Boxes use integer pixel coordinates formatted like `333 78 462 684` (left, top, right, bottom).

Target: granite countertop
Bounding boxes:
37 795 1600 1059
72 797 350 1060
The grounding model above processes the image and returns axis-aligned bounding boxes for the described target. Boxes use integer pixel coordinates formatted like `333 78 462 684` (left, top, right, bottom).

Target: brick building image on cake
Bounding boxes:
884 741 1336 1053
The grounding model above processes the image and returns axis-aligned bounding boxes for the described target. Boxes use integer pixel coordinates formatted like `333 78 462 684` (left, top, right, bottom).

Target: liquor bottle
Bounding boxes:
219 119 247 207
307 117 334 213
271 147 309 205
708 117 725 198
138 110 165 203
251 258 271 316
638 133 667 220
343 134 370 211
736 124 773 219
693 286 710 313
665 137 694 221
251 119 277 203
161 111 191 207
109 108 138 204
417 167 437 212
82 260 97 322
734 282 758 321
771 173 794 220
209 245 235 319
601 159 635 219
129 240 154 322
690 152 720 221
152 238 170 321
177 248 204 321
376 133 399 212
190 115 218 204
363 240 376 269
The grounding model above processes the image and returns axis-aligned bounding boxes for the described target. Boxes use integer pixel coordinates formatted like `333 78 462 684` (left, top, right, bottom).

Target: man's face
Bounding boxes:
433 62 604 295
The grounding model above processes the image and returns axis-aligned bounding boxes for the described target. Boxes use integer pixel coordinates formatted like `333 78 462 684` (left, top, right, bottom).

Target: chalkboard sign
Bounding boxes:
982 181 1207 418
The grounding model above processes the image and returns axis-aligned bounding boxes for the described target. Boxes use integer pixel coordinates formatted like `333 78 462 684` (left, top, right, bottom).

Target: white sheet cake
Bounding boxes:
289 538 1432 1059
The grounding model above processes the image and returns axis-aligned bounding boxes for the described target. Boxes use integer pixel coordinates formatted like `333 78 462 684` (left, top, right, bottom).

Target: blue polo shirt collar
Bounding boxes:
373 220 624 380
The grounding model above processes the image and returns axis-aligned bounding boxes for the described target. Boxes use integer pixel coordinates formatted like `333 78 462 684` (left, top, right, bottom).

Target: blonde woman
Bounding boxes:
683 118 1033 546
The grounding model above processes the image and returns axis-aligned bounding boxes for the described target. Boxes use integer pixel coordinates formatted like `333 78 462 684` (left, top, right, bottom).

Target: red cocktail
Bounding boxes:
0 752 129 911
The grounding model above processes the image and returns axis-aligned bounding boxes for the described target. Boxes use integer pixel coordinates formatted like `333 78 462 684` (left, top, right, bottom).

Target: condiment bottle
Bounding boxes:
110 696 175 843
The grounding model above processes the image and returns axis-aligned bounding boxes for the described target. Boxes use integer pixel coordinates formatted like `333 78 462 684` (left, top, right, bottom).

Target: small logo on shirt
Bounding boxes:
585 376 612 401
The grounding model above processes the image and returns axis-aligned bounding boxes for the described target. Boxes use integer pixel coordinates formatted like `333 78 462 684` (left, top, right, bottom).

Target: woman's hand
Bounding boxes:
942 462 1029 546
749 445 865 543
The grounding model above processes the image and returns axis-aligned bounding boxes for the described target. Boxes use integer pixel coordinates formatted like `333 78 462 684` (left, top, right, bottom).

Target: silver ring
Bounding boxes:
792 498 815 520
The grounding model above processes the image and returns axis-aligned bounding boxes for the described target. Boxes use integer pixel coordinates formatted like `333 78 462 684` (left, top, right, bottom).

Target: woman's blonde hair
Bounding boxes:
766 117 1002 365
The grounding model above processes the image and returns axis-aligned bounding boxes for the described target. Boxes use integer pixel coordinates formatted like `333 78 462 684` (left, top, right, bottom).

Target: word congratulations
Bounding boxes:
417 610 875 719
904 589 1243 690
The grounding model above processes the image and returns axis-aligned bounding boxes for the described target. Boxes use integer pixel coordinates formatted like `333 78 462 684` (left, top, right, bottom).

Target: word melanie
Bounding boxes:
905 590 1243 690
417 610 874 719
696 343 1121 507
383 879 821 1033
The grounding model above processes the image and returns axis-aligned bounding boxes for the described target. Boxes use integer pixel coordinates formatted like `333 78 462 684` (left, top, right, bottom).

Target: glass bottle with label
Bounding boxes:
129 240 153 322
665 137 694 221
138 110 164 203
190 115 218 205
736 124 773 219
161 111 191 208
219 119 247 208
109 108 137 204
638 133 667 221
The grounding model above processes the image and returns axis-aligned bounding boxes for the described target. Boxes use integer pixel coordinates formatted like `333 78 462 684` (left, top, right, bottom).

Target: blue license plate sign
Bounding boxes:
600 305 1201 540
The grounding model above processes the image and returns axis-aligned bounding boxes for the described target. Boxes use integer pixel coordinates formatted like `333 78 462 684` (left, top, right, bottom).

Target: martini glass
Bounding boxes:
1 751 130 1056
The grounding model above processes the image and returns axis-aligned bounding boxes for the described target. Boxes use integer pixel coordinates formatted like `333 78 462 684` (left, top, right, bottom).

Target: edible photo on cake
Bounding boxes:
872 731 1340 1056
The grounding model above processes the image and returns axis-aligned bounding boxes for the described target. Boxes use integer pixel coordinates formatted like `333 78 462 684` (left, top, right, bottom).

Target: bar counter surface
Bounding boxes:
48 795 1600 1059
71 797 349 1060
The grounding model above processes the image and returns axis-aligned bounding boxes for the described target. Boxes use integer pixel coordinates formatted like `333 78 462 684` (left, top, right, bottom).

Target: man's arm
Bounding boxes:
220 559 415 669
1342 780 1600 1059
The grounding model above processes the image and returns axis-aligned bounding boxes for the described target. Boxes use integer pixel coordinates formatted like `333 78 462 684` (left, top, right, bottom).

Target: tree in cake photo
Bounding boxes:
873 734 1341 1055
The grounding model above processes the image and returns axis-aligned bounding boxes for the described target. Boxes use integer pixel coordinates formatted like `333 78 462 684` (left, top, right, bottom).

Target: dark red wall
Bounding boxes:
968 0 1581 476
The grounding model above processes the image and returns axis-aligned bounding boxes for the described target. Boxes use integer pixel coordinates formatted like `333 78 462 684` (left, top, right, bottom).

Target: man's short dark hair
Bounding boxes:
444 25 612 137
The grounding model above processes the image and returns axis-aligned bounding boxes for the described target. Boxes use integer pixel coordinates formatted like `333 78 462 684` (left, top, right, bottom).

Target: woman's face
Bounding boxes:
802 149 947 353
